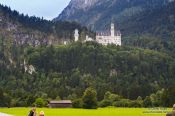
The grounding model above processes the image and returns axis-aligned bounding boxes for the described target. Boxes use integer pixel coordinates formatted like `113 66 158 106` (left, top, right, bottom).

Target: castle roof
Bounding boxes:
49 100 72 104
96 31 121 36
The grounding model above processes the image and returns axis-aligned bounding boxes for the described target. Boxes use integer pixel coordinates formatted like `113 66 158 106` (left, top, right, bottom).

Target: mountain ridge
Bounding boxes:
55 0 172 31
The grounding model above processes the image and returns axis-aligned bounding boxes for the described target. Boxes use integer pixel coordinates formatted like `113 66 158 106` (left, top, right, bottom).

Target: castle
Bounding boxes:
96 23 121 46
74 23 121 46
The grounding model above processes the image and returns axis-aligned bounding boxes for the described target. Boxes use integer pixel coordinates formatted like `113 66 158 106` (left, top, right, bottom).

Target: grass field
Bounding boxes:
0 108 170 116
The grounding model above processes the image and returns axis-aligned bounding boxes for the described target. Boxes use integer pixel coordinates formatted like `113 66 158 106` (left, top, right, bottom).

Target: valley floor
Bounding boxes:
0 108 171 116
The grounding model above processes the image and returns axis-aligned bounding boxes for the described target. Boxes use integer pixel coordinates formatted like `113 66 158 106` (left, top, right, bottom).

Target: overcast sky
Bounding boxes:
0 0 71 20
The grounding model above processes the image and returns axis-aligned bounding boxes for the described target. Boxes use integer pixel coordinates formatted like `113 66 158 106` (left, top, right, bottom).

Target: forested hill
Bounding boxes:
120 1 175 37
0 4 91 46
1 42 175 107
122 1 175 54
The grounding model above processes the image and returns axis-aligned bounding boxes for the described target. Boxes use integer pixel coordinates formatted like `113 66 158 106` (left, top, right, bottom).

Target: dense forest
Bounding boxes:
120 1 175 54
0 41 175 107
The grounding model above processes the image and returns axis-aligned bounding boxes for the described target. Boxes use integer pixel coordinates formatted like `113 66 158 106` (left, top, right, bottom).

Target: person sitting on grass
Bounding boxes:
28 107 37 116
39 111 44 116
166 104 175 116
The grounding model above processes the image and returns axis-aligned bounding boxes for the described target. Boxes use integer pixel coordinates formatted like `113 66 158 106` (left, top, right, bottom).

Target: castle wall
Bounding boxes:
96 35 121 46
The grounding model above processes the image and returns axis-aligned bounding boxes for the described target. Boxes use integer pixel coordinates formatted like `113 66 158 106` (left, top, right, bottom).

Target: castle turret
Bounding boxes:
111 23 115 37
74 29 79 42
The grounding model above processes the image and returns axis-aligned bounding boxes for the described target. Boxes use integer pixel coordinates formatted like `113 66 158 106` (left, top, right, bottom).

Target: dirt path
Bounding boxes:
0 112 13 116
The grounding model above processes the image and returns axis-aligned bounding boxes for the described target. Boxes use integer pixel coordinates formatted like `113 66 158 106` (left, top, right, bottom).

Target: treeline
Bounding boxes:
1 86 175 108
123 35 175 55
73 87 175 109
0 42 175 107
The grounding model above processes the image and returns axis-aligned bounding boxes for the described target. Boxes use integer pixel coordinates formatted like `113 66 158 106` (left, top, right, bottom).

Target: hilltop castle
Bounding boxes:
96 23 121 46
74 23 122 46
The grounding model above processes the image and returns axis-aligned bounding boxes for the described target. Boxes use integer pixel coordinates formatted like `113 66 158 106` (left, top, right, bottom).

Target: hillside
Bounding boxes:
0 4 91 46
1 42 175 107
120 1 175 36
121 1 175 54
56 0 172 31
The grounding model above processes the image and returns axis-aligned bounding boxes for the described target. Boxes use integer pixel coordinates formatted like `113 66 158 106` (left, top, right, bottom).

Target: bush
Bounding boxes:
128 100 142 107
72 99 83 108
82 87 98 109
16 100 27 107
99 99 112 107
104 91 122 102
113 99 130 107
33 98 46 107
143 96 152 107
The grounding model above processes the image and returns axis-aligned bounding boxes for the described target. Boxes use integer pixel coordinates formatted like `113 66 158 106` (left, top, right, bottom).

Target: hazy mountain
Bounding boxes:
55 0 173 31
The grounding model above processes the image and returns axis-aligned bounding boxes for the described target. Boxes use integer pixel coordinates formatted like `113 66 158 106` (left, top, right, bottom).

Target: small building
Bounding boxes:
49 100 72 108
84 35 94 42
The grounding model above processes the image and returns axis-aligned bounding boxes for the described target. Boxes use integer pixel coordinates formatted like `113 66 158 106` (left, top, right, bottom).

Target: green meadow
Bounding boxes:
0 108 170 116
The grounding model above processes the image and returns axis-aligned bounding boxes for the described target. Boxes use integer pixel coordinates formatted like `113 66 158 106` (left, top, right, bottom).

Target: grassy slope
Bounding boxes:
0 108 170 116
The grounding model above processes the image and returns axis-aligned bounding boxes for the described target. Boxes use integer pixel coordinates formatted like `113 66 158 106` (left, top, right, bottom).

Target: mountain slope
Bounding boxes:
120 1 175 54
120 1 175 36
1 42 175 104
56 0 172 31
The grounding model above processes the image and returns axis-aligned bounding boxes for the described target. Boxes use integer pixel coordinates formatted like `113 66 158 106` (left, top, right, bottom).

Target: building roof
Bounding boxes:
49 100 72 104
96 31 121 36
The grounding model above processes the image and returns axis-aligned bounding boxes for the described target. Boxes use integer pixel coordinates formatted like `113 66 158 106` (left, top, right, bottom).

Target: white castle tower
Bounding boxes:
111 23 115 37
74 29 79 42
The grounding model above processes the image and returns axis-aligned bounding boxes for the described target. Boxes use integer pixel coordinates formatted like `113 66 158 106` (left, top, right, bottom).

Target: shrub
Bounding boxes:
129 100 142 107
113 99 130 107
143 96 152 107
99 99 112 107
33 98 46 107
72 99 83 108
82 87 98 109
